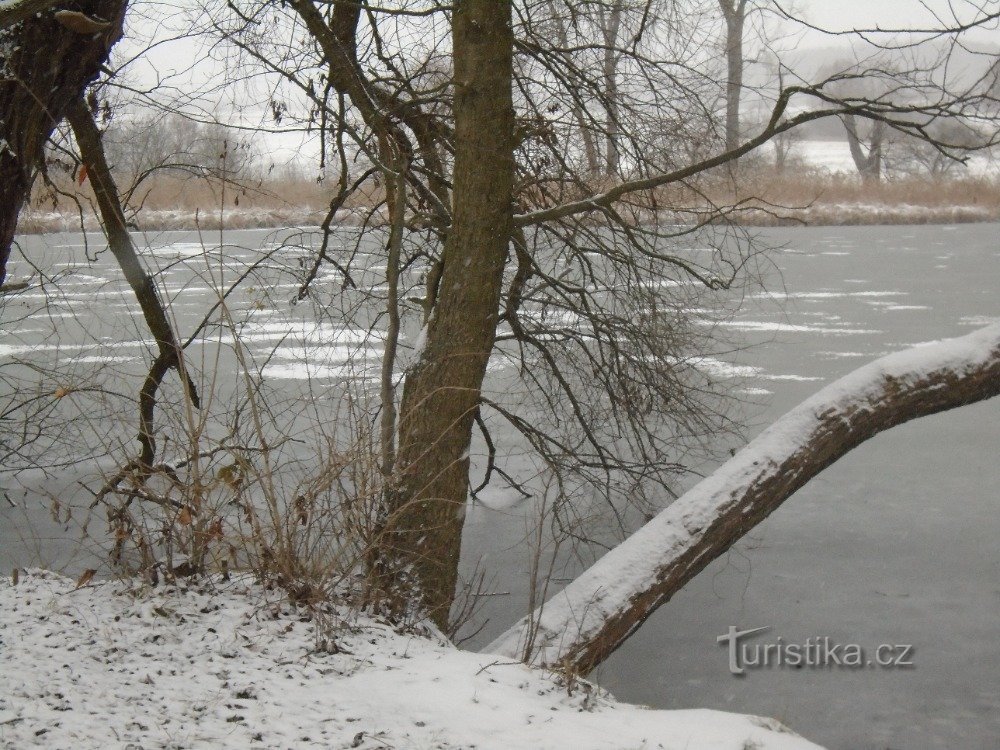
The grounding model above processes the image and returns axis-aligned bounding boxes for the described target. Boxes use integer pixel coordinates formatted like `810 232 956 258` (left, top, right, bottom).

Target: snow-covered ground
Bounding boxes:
785 139 999 177
0 571 822 750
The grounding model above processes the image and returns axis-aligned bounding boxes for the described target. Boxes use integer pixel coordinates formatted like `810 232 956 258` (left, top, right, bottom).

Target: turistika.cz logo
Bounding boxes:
717 626 915 675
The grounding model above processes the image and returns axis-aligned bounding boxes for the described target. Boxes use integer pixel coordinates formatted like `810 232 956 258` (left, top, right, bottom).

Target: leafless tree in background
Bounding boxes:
718 0 749 156
843 112 886 182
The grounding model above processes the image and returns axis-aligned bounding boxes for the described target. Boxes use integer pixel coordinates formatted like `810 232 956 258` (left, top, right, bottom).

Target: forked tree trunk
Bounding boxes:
370 0 516 630
0 0 127 286
844 113 885 183
486 324 1000 673
66 98 199 466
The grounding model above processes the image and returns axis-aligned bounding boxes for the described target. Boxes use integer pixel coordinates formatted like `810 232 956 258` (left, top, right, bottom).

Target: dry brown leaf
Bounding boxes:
53 386 71 399
217 462 244 491
75 568 96 589
177 506 193 526
208 517 224 541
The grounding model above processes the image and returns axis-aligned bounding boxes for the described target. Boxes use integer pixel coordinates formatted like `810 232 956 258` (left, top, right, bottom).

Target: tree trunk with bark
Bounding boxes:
370 0 516 630
486 324 1000 673
600 2 623 176
0 0 58 29
844 113 885 183
0 0 127 286
548 4 600 176
718 0 747 157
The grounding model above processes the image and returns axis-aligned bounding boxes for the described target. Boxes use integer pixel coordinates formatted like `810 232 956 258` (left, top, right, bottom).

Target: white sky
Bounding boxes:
797 0 999 40
116 0 999 170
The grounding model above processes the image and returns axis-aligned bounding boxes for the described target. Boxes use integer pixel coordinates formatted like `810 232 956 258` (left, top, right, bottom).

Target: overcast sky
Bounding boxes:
798 0 998 41
119 0 998 169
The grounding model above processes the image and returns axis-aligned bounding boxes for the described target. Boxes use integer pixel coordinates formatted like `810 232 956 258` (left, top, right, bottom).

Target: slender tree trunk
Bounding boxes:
0 0 127 286
601 2 623 176
66 98 199 466
379 162 407 475
718 0 747 158
773 64 791 171
370 0 516 630
486 324 1000 673
870 120 885 180
549 5 600 176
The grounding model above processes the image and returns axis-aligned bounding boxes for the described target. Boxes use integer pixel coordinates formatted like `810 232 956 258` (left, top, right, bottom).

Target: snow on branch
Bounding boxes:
485 324 1000 674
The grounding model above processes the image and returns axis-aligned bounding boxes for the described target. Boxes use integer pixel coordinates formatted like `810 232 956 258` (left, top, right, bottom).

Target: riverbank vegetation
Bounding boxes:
19 160 1000 234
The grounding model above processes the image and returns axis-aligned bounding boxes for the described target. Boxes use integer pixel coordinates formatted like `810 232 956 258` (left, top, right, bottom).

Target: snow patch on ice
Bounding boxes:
475 486 529 511
959 315 1000 328
736 387 773 396
708 320 882 335
761 374 825 382
262 362 376 381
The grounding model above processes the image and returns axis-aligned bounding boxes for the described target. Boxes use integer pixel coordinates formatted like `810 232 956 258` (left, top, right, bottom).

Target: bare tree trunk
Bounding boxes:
772 63 793 172
66 98 199 467
0 0 126 286
370 0 516 630
486 324 1000 673
843 114 885 183
549 4 600 176
379 163 407 475
718 0 747 157
600 2 624 176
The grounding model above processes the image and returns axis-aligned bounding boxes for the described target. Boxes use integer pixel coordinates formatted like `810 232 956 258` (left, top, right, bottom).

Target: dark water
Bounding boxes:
2 223 998 749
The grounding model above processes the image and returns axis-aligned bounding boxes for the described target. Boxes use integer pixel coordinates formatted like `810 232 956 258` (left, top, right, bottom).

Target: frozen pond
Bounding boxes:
463 223 1000 750
2 223 998 749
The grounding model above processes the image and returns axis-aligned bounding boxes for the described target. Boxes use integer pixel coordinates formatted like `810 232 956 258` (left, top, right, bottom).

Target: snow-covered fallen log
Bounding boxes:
486 324 1000 673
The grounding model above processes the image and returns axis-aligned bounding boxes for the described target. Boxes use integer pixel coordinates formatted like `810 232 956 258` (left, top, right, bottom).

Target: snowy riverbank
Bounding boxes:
0 570 822 749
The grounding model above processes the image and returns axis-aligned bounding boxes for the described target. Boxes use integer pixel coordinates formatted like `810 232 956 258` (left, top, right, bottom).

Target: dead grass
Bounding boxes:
19 168 1000 234
713 169 1000 226
21 172 382 232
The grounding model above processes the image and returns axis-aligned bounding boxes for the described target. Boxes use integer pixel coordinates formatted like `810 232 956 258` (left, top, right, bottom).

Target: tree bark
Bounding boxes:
843 114 885 183
379 163 406 475
486 324 1000 673
370 0 516 630
549 4 600 176
0 0 127 286
0 0 58 29
600 2 623 176
719 0 747 156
